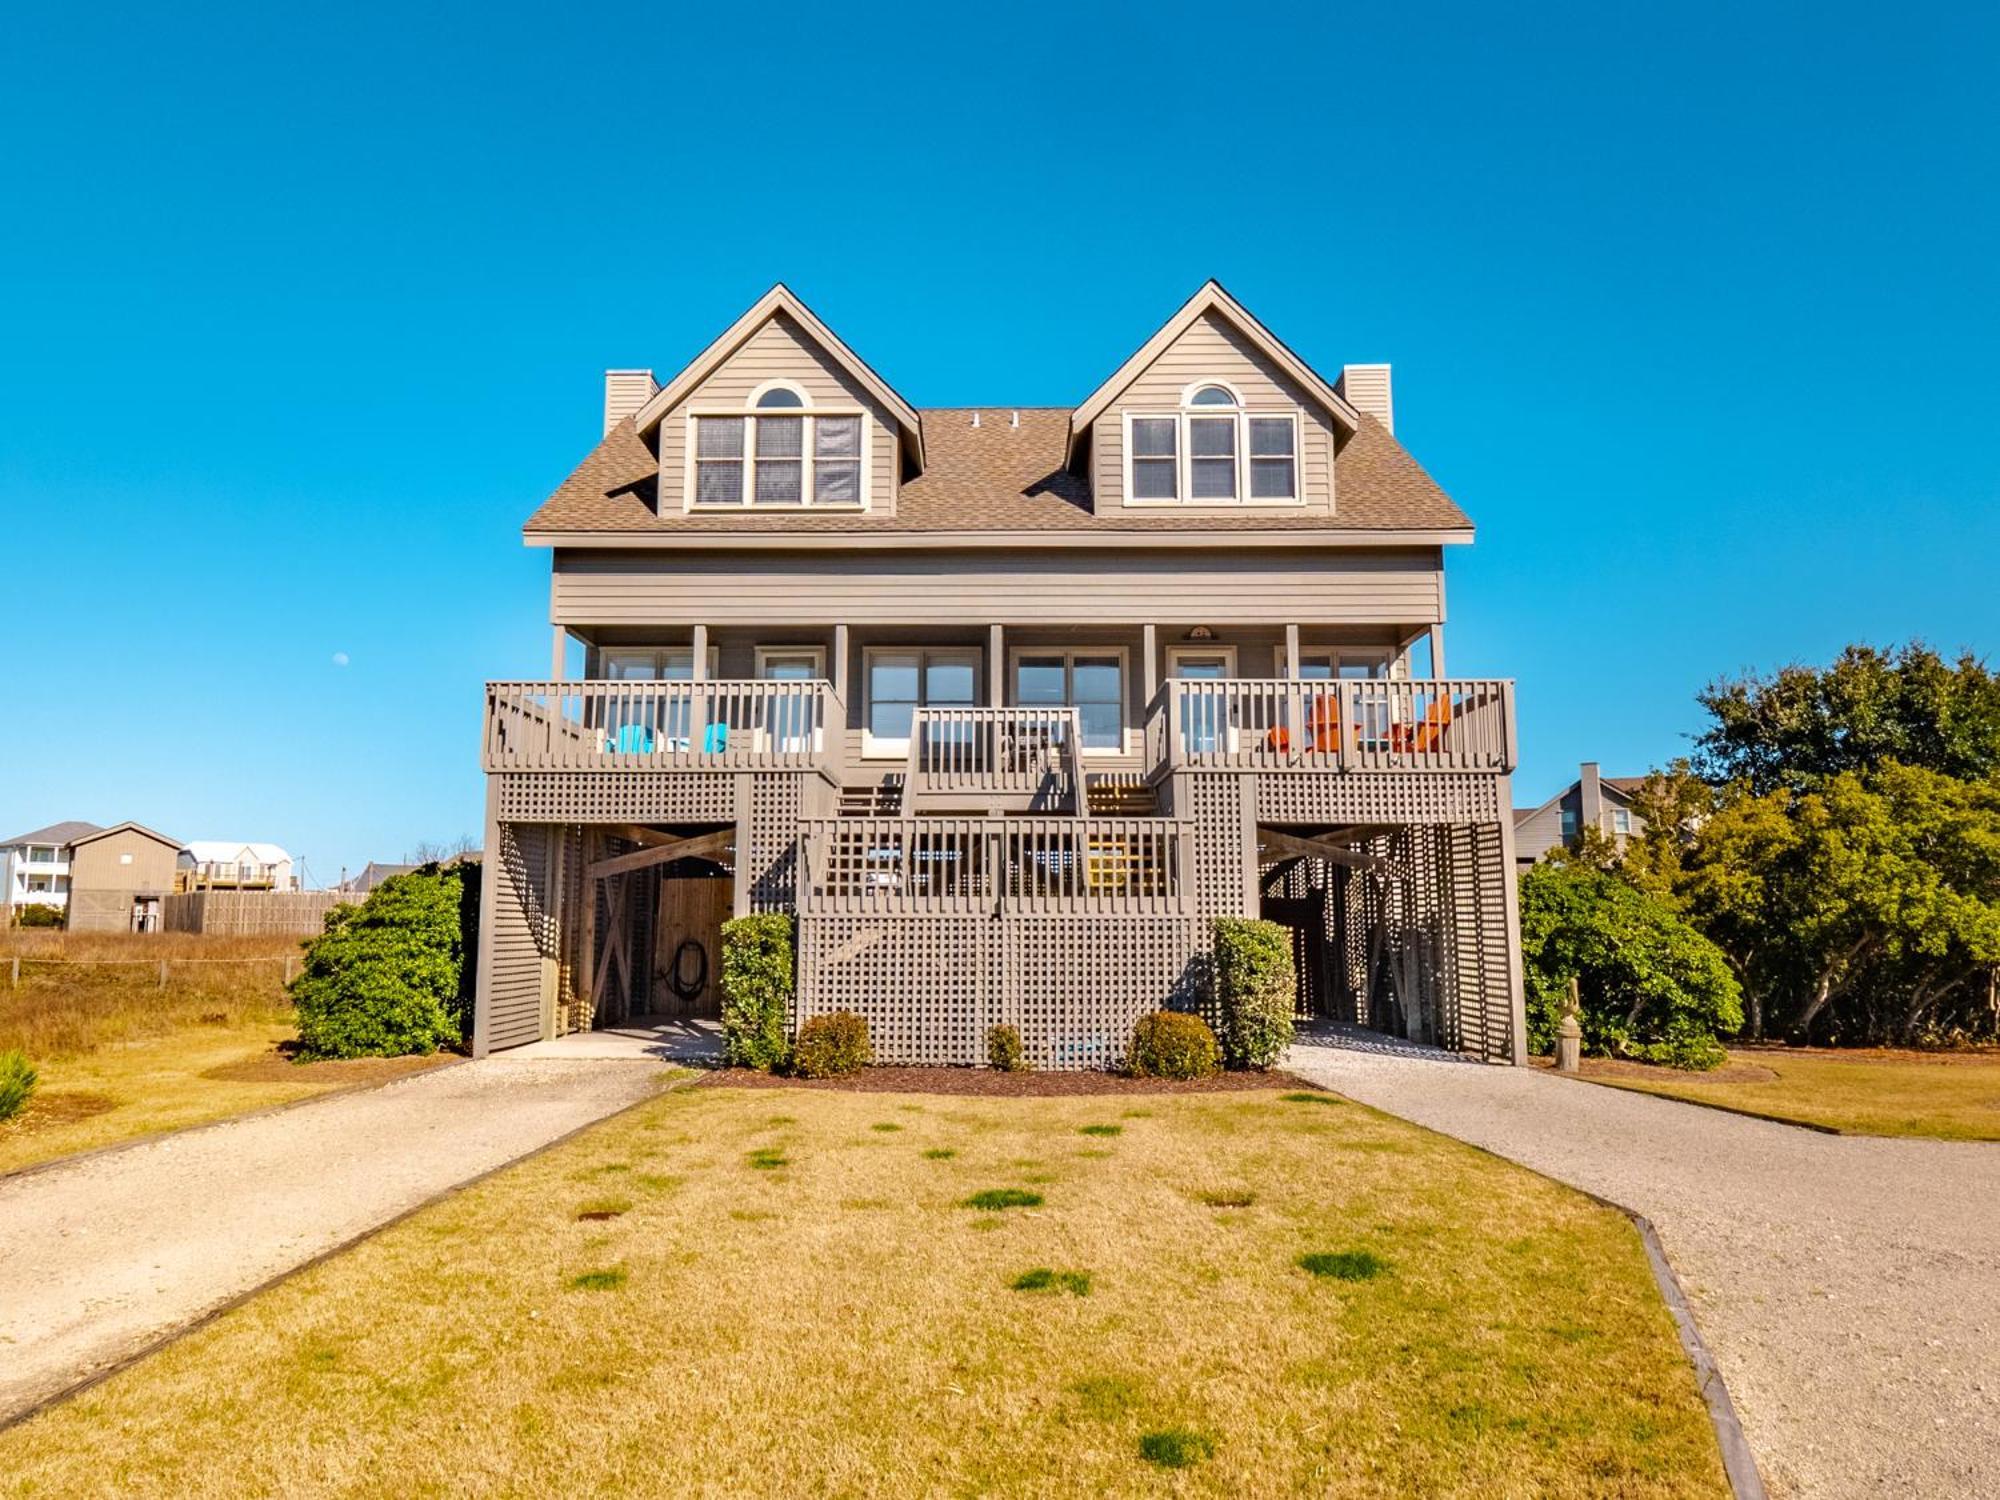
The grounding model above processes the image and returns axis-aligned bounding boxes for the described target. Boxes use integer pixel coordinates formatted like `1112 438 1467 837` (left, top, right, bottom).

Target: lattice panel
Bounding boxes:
1008 917 1201 1070
798 916 994 1066
495 772 738 823
1185 775 1250 917
748 776 801 911
1247 772 1502 826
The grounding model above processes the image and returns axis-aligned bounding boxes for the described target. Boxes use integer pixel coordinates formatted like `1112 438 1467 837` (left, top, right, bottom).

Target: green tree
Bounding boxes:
1694 642 2000 794
289 866 469 1059
1518 861 1743 1069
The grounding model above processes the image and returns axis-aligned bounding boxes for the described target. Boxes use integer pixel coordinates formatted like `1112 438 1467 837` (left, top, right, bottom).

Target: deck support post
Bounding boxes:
832 623 850 706
471 777 501 1057
732 772 754 918
1495 774 1528 1064
1141 624 1158 710
1427 624 1446 679
1284 624 1301 679
987 624 1005 707
550 627 568 681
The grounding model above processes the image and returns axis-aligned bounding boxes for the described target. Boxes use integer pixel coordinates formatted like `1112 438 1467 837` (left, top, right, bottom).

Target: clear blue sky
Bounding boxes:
4 2 1995 881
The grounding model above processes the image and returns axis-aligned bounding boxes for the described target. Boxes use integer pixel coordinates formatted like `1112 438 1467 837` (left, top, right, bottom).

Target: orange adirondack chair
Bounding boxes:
1390 697 1454 753
1263 697 1342 755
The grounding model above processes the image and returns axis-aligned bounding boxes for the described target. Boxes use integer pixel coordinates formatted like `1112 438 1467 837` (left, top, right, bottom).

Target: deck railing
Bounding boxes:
797 815 1190 917
483 679 842 773
1147 678 1516 775
903 706 1084 810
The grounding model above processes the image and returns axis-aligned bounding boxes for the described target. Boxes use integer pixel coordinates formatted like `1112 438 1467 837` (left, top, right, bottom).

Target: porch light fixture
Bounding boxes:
1184 625 1215 641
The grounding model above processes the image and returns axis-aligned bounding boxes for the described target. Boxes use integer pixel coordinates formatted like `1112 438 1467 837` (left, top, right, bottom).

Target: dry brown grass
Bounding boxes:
0 1087 1728 1497
0 930 301 1060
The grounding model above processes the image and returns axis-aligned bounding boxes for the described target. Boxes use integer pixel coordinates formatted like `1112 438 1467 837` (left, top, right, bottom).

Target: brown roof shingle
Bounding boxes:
523 408 1469 537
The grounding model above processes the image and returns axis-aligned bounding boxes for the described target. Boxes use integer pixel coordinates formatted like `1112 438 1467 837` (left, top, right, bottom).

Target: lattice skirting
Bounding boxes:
1243 771 1502 825
797 914 1203 1070
495 772 739 823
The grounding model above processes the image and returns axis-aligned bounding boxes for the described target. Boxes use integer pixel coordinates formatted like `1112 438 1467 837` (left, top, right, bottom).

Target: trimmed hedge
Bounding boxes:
720 913 794 1071
1212 917 1296 1069
289 866 469 1059
792 1011 872 1078
1128 1011 1219 1079
986 1024 1028 1072
0 1049 37 1122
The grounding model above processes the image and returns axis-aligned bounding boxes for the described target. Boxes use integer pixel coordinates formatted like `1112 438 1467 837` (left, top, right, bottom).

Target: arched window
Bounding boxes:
1124 380 1300 504
691 380 865 509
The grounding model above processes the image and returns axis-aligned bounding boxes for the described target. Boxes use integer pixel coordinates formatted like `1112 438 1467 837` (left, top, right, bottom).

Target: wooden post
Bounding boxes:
550 626 568 681
1141 623 1158 709
283 955 296 985
1284 623 1301 680
158 959 168 990
9 956 17 988
1427 624 1446 679
832 623 850 705
987 624 1004 707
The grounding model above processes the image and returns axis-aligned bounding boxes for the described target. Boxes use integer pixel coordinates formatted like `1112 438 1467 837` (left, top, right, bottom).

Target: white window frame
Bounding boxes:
1008 645 1130 757
1166 644 1239 678
1612 808 1634 835
594 645 720 680
861 647 982 760
1281 646 1390 680
754 645 827 681
1120 396 1301 508
684 384 871 512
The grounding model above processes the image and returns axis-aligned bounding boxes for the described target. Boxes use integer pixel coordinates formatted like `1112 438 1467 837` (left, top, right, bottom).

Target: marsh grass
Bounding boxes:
1139 1427 1216 1469
1011 1267 1091 1296
922 1148 957 1160
568 1267 628 1292
747 1148 788 1170
0 1088 1729 1498
1078 1124 1122 1138
964 1188 1042 1210
1298 1249 1388 1282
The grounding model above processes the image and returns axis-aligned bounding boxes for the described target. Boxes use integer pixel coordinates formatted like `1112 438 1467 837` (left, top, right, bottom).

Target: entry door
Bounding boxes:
1169 649 1236 754
757 648 825 754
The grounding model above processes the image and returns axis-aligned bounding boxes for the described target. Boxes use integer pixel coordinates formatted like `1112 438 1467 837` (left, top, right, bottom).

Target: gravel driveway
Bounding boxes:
0 1056 669 1426
1286 1030 2000 1500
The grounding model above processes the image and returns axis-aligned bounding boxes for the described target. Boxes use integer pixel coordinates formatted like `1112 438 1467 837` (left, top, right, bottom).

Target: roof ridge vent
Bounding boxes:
1010 410 1019 428
970 411 980 428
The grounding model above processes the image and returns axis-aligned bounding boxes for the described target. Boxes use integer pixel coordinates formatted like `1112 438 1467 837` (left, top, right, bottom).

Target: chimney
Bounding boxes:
1578 761 1604 835
602 369 658 435
1337 363 1393 434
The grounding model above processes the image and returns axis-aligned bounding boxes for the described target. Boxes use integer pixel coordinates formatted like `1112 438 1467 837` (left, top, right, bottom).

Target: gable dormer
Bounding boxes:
1068 282 1359 516
629 285 923 516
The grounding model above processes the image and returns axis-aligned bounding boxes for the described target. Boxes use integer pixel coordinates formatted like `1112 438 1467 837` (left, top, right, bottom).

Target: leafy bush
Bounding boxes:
1519 861 1743 1070
1211 917 1296 1069
720 914 794 1071
1127 1011 1219 1079
0 1048 37 1121
986 1023 1027 1072
12 903 63 929
289 866 468 1059
791 1010 871 1079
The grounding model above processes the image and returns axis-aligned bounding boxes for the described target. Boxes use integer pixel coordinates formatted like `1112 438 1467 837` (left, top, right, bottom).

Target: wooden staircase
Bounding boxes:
1084 779 1160 817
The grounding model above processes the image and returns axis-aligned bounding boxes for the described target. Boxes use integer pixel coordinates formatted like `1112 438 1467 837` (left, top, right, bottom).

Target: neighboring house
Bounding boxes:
181 841 297 892
1 821 102 915
337 862 418 896
1512 762 1649 867
474 282 1525 1066
66 822 185 932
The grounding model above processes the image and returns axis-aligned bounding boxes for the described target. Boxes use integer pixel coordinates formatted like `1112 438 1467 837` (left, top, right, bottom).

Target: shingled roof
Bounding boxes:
523 408 1469 538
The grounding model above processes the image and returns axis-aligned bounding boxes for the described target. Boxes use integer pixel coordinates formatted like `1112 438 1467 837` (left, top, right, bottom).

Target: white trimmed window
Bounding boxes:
1122 383 1301 505
1013 648 1127 753
862 648 980 757
690 383 868 509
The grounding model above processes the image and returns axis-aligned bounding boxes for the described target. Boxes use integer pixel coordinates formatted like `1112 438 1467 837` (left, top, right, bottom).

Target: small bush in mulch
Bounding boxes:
568 1267 628 1292
791 1012 872 1079
1128 1012 1220 1080
964 1188 1042 1211
1298 1250 1388 1282
0 1049 39 1123
1078 1124 1122 1138
986 1024 1028 1072
1212 916 1297 1070
720 913 794 1072
1139 1428 1216 1469
1011 1267 1091 1296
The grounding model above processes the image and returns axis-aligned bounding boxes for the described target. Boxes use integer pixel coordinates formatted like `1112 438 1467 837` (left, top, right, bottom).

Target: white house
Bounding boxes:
182 841 297 891
1 820 101 914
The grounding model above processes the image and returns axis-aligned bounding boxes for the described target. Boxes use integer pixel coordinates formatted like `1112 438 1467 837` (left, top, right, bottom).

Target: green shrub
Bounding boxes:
720 913 794 1071
1127 1011 1219 1079
1212 916 1296 1069
986 1023 1027 1072
12 903 63 929
0 1049 38 1121
1519 862 1743 1071
289 866 468 1059
790 1010 872 1078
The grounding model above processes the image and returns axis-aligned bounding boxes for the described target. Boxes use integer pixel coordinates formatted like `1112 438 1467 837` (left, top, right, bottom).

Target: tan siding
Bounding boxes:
487 824 550 1051
553 548 1442 627
656 313 899 515
68 830 180 898
1091 311 1338 515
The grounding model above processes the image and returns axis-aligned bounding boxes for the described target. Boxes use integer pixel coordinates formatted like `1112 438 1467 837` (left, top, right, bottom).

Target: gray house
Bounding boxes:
1513 762 1649 867
473 282 1526 1067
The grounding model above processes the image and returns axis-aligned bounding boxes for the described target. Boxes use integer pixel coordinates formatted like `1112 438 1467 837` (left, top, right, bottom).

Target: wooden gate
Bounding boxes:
653 866 732 1018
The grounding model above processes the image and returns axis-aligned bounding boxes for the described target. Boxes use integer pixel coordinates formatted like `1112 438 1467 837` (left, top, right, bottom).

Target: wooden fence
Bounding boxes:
163 890 350 936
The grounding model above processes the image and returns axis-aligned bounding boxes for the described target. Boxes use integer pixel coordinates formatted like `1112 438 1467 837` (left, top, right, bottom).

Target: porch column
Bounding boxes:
1495 778 1529 1065
1141 623 1158 705
988 624 1005 705
550 627 568 681
732 772 754 918
832 623 850 702
470 777 501 1059
1284 623 1301 680
1427 624 1446 679
691 624 709 680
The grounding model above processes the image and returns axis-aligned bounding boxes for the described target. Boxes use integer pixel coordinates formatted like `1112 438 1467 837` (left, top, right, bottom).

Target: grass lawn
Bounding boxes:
1560 1046 2000 1141
0 930 449 1175
0 1084 1726 1497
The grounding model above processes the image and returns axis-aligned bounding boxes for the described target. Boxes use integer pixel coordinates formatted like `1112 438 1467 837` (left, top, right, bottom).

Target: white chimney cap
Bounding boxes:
602 369 658 435
1337 364 1394 435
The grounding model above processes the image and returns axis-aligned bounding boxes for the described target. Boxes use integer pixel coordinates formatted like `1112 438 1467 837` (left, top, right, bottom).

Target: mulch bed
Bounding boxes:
200 1047 455 1086
4 1091 118 1133
696 1065 1325 1097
